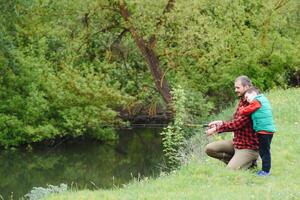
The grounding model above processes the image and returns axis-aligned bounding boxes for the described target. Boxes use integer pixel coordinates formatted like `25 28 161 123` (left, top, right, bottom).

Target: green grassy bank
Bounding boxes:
47 88 300 200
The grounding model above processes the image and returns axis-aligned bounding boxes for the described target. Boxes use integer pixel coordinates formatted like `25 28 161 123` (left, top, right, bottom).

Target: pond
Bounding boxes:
0 128 163 199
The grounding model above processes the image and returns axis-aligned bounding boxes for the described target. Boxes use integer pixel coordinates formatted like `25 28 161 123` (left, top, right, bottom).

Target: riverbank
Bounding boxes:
47 88 300 200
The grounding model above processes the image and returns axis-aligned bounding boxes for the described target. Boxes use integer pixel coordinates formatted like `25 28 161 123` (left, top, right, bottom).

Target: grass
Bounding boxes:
47 88 300 200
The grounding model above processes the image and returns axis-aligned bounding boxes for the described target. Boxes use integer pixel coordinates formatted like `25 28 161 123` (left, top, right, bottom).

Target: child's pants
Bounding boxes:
258 134 273 172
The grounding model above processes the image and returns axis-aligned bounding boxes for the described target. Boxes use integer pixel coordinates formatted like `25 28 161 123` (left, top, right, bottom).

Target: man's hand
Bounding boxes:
206 127 217 136
208 120 223 127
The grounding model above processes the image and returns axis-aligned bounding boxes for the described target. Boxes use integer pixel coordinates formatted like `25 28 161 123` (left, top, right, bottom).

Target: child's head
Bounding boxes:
244 87 260 103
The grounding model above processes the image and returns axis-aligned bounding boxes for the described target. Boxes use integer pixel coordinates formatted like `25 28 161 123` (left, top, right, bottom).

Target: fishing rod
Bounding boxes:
102 123 209 129
45 123 210 155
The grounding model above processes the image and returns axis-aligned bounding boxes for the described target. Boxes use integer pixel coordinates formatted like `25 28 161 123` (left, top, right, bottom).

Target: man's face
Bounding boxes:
234 80 250 97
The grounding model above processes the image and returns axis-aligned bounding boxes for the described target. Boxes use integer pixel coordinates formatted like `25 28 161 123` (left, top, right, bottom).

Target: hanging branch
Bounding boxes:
149 0 176 48
156 0 176 28
261 0 289 46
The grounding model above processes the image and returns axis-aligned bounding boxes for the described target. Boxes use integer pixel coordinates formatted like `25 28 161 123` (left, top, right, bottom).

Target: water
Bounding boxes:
0 128 163 199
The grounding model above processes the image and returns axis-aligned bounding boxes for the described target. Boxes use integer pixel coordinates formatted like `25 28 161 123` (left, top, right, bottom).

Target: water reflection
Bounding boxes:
0 128 163 199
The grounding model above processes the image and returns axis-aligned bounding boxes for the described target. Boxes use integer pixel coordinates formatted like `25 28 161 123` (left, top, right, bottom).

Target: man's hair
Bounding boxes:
245 87 260 95
235 75 253 87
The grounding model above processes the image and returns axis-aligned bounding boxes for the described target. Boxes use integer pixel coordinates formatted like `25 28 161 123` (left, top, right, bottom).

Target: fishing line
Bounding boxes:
43 123 209 154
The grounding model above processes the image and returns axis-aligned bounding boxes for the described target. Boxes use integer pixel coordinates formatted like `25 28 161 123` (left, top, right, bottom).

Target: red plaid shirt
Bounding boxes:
216 98 259 150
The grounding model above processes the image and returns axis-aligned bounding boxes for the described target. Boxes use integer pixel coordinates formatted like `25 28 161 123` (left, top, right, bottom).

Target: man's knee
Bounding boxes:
204 143 216 157
227 149 258 170
226 162 241 170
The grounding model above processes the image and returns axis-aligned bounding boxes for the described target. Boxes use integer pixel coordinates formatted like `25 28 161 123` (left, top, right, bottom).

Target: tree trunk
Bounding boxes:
118 0 172 105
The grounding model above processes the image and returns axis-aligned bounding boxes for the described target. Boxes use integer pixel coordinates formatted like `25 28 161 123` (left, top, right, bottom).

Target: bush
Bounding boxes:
161 86 211 169
24 184 68 200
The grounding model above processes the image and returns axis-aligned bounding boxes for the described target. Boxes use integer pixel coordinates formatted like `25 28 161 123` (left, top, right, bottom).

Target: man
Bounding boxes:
205 75 259 170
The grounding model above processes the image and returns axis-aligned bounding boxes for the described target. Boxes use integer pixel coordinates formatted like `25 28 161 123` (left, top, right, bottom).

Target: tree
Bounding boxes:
118 0 174 105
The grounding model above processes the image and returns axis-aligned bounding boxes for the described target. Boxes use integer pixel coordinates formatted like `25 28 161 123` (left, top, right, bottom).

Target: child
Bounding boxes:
241 87 276 176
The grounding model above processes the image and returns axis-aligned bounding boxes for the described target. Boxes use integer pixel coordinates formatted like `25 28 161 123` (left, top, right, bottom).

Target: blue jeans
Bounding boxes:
258 134 273 172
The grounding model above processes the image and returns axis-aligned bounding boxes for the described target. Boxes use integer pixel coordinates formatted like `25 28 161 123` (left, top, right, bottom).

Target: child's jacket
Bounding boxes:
252 94 276 133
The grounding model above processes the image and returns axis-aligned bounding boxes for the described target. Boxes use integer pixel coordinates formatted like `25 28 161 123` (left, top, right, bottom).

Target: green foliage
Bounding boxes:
0 114 24 147
0 0 299 147
0 0 133 147
158 0 299 106
161 85 212 169
161 86 189 169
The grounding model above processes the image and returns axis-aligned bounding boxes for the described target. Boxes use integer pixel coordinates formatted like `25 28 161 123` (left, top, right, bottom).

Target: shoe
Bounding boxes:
257 170 271 176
